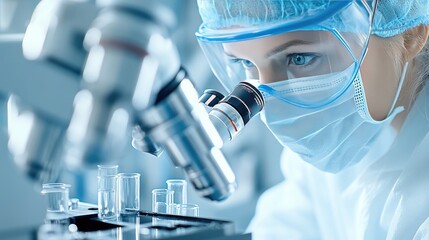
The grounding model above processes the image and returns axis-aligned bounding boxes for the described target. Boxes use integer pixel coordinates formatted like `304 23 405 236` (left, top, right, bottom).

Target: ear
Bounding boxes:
403 25 429 61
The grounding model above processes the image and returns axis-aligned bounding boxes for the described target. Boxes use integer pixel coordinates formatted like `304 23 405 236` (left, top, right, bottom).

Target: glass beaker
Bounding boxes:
98 174 118 220
172 203 200 217
151 189 173 214
97 165 118 177
118 173 140 214
41 183 70 214
166 179 187 205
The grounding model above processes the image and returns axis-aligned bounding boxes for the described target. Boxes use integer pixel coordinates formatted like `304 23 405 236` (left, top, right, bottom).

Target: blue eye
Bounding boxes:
229 58 255 69
288 54 316 66
241 59 255 68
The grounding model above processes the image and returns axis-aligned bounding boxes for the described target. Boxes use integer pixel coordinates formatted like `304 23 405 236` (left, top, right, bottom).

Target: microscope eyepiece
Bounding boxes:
207 81 264 143
220 81 264 125
199 90 225 107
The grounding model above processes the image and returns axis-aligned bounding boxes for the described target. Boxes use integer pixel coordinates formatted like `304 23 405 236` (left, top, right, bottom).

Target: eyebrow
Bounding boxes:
224 39 313 59
265 40 313 58
224 50 237 58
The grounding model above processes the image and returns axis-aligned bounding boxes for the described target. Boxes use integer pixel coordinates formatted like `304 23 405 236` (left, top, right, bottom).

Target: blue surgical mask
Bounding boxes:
260 63 407 172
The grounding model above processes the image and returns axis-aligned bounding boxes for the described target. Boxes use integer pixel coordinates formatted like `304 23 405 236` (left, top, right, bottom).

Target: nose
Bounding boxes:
258 66 287 84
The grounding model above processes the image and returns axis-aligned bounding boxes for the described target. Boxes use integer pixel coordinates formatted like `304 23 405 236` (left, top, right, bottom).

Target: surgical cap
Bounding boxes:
197 0 429 38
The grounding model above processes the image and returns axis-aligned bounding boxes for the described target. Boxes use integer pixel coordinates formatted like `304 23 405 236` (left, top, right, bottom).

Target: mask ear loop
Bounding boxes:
387 61 409 116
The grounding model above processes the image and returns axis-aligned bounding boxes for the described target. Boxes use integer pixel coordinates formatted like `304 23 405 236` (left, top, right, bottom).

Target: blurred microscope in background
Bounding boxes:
0 0 283 239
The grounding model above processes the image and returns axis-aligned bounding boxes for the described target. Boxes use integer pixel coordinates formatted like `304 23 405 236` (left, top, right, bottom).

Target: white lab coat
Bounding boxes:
248 83 429 240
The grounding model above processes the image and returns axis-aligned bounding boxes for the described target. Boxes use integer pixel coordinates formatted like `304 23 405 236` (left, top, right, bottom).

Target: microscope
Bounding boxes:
0 0 263 239
60 0 264 202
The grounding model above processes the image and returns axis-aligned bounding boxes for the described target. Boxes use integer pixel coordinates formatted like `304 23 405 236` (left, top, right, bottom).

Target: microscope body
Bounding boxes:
0 0 264 237
3 0 265 200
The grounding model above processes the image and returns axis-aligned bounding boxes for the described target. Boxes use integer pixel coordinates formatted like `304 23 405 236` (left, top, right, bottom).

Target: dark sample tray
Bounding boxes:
66 210 250 240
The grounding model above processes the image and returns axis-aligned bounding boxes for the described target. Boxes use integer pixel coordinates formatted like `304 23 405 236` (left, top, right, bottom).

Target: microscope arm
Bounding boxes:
0 39 80 182
0 39 79 123
2 0 98 182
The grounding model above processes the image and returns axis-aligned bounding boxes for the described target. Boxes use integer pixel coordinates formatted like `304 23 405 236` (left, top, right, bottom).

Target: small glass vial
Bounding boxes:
98 174 118 220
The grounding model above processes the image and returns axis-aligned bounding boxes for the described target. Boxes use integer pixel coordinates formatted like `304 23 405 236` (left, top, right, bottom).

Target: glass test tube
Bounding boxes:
118 173 141 214
166 179 187 205
151 189 173 214
172 203 199 217
98 174 118 220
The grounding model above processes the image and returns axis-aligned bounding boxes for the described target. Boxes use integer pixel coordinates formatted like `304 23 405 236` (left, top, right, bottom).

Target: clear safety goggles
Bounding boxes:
196 1 374 108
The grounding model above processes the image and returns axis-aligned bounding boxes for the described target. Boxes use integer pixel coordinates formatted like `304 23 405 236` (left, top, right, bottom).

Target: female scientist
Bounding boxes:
195 0 429 239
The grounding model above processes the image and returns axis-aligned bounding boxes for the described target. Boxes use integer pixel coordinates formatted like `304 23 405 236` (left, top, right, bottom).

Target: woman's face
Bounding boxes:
224 31 400 120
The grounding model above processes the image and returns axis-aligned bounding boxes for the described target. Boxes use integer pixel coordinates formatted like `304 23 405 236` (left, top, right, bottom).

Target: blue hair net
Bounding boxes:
197 0 429 38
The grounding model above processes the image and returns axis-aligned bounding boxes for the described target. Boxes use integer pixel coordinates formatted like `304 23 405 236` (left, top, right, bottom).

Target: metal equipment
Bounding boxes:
22 0 264 201
5 0 265 202
0 0 264 238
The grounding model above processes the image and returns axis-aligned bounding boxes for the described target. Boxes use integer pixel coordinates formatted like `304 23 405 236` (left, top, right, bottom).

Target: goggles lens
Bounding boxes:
197 1 372 107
